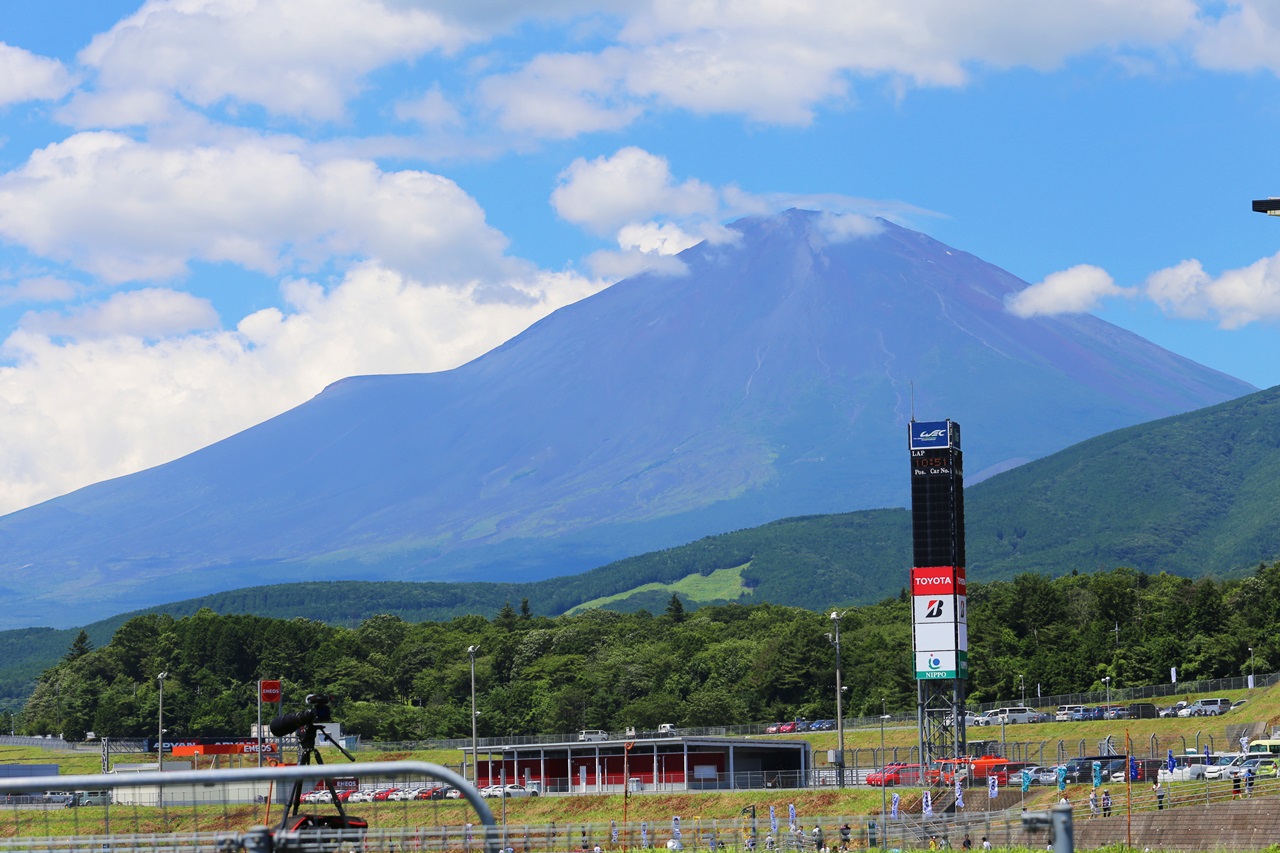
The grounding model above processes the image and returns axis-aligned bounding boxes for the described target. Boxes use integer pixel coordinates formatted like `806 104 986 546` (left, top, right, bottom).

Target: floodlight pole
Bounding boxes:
157 672 167 773
830 611 846 787
880 712 891 828
468 645 480 784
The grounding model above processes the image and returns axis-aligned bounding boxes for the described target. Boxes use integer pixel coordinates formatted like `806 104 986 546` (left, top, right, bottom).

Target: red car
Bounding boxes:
779 722 798 733
372 788 399 801
766 723 782 734
866 763 917 786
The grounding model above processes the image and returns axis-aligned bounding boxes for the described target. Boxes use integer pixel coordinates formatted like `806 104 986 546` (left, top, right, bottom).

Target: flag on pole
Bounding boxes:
891 793 900 820
988 775 998 799
1167 750 1176 773
922 790 933 817
954 778 964 809
1021 769 1031 793
769 807 777 835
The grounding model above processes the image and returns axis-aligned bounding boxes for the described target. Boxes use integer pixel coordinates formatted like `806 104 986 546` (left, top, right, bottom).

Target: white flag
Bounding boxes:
954 778 964 809
988 775 999 799
922 790 934 817
891 793 900 819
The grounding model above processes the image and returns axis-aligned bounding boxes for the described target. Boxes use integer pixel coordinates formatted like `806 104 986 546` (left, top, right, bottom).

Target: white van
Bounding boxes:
991 707 1036 724
1178 698 1231 717
1056 705 1084 722
578 730 609 742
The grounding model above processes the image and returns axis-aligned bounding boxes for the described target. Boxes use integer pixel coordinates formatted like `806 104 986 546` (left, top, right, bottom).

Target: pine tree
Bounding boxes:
64 630 92 662
666 593 685 622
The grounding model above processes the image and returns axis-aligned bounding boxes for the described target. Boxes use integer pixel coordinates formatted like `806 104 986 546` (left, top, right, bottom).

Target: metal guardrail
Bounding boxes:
0 760 497 853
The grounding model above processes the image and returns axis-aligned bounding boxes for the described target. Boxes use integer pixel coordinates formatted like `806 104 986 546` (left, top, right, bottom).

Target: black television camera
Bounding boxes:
269 694 333 737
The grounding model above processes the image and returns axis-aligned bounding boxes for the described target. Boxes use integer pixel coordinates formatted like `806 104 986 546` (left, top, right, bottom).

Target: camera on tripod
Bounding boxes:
269 694 334 737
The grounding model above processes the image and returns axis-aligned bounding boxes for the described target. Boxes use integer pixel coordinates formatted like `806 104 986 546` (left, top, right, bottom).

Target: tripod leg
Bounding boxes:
312 751 350 820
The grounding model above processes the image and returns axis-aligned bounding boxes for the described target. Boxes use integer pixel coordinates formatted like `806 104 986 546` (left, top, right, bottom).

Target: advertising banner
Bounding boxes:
914 650 968 679
910 567 966 596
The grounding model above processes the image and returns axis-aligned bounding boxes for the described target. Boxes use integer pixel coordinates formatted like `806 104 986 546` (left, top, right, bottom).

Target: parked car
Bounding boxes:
415 786 447 800
1062 755 1123 783
1178 698 1231 717
387 788 418 801
444 787 464 799
347 790 374 803
779 722 798 733
866 763 917 786
492 784 537 798
1055 705 1084 722
1102 705 1129 720
972 711 1002 726
1159 702 1187 718
1127 703 1158 719
1028 765 1060 785
372 788 399 801
765 723 782 734
1241 757 1280 778
1208 754 1249 779
1070 707 1103 721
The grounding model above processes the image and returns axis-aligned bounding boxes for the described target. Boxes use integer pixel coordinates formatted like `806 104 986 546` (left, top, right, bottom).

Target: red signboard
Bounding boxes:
911 566 965 596
173 741 280 756
260 680 282 703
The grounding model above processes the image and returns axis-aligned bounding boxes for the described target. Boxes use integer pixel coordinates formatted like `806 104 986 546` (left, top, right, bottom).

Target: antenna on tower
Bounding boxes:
910 381 916 422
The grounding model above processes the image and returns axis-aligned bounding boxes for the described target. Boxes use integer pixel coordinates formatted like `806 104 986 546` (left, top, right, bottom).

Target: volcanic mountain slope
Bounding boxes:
0 209 1253 628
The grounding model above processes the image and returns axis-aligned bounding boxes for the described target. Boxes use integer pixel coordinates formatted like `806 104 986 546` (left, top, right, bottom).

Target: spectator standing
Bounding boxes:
1089 788 1098 818
839 824 850 852
1153 781 1165 810
1101 790 1112 817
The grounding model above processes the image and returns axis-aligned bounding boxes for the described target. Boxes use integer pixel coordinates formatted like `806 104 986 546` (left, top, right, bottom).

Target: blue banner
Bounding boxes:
1021 769 1031 793
891 793 900 820
769 807 777 835
1092 761 1102 788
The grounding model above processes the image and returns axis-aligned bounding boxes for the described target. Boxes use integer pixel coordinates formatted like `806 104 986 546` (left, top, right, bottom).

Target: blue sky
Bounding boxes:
1 0 1279 514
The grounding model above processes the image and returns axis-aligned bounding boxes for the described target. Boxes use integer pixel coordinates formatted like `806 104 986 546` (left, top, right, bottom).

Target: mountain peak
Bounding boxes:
0 211 1254 628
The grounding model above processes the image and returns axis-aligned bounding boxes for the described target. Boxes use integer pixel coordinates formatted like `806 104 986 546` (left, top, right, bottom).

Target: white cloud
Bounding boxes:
616 221 700 255
0 132 516 285
1006 264 1129 317
0 262 605 515
0 276 80 307
71 0 469 124
552 146 717 234
0 43 75 107
1146 253 1280 328
395 85 464 128
19 288 219 339
479 50 643 139
584 247 688 280
1192 1 1280 74
481 0 1199 138
816 212 886 243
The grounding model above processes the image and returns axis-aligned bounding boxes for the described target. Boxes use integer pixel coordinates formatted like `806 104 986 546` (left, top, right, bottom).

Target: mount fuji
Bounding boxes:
0 210 1253 628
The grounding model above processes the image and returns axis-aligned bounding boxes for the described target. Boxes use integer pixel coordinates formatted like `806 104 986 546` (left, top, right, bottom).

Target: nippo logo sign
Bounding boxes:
912 566 965 596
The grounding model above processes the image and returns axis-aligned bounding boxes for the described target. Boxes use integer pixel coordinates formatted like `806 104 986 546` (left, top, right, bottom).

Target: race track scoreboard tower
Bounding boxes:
908 419 967 770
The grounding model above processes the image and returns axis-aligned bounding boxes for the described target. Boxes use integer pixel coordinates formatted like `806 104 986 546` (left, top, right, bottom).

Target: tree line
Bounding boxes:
17 563 1280 742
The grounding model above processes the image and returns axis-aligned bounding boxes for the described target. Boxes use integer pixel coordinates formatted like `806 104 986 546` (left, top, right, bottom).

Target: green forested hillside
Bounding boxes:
17 564 1280 742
